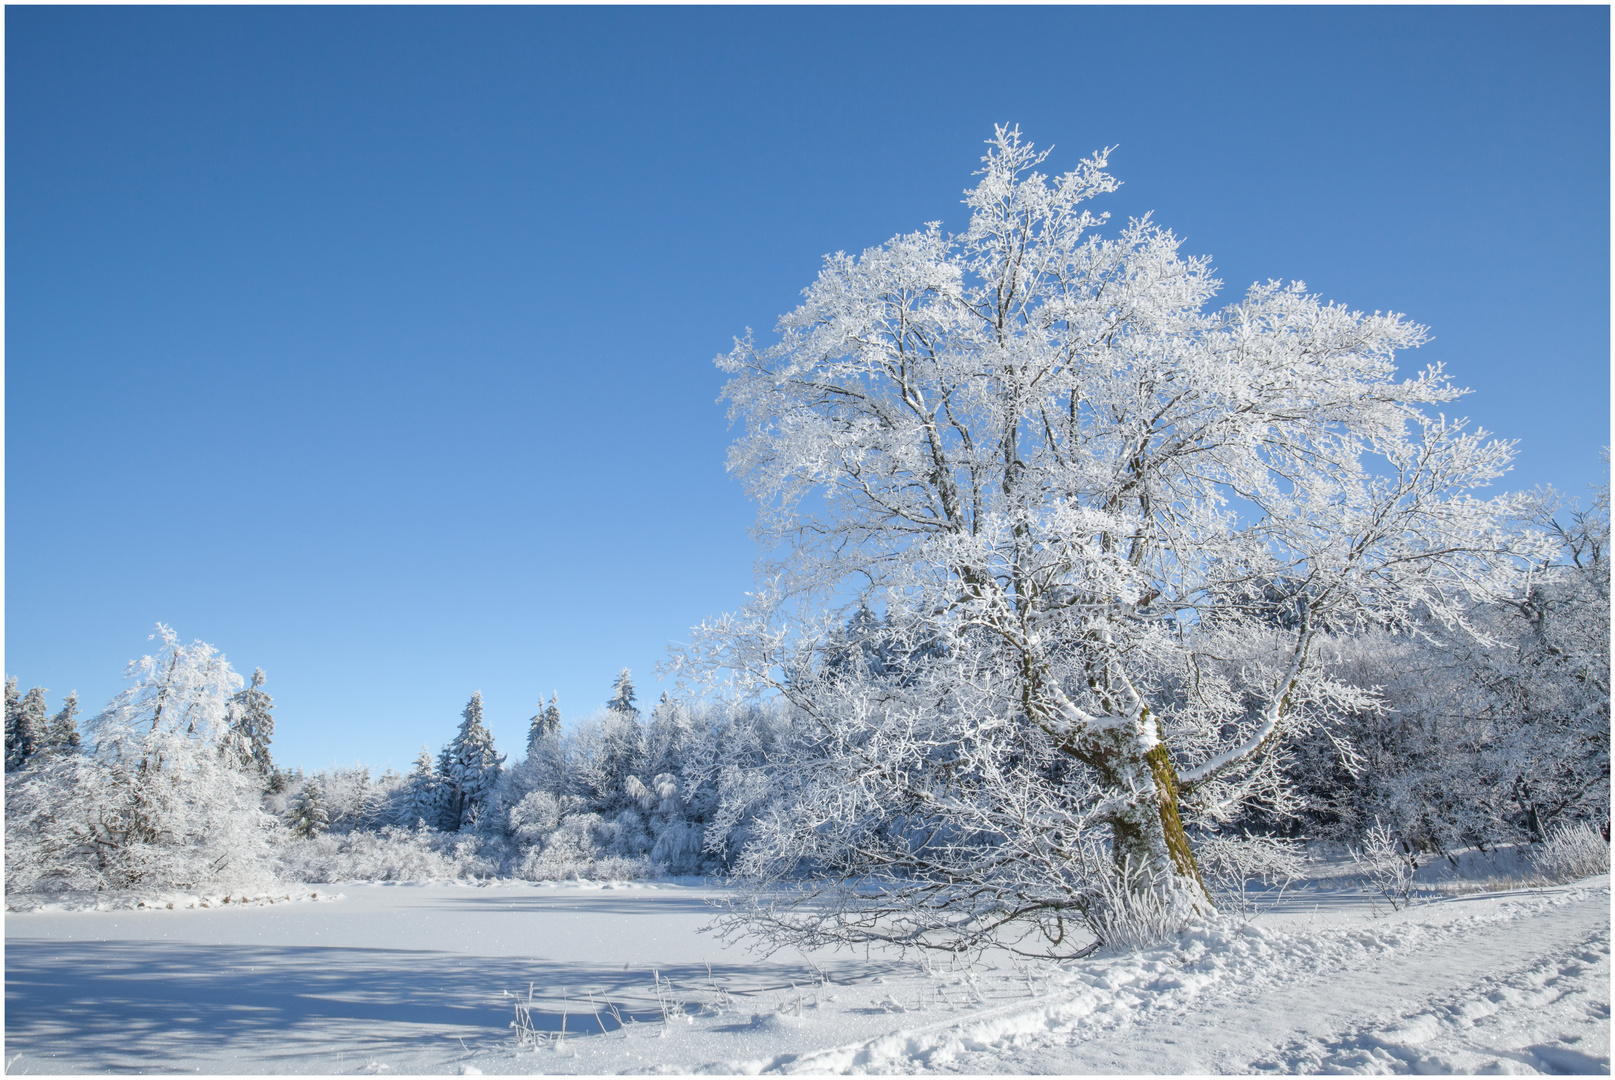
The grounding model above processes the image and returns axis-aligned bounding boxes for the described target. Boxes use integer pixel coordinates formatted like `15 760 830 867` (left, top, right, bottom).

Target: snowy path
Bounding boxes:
4 877 1607 1074
803 883 1611 1075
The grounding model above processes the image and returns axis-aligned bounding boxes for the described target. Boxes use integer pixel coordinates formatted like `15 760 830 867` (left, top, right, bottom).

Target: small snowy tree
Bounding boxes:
582 706 647 819
287 779 330 839
690 126 1545 953
607 669 638 717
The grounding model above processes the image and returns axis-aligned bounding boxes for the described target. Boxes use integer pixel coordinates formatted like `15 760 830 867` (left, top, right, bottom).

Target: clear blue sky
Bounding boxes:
7 7 1609 773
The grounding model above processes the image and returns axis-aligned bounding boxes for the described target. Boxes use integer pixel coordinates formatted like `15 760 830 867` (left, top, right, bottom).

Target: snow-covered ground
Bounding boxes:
5 873 1608 1075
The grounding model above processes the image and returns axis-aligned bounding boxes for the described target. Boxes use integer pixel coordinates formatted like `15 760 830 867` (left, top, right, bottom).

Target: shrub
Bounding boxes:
1533 821 1610 883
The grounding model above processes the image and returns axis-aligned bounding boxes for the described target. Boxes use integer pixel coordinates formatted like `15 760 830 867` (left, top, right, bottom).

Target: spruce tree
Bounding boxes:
6 686 48 771
287 779 330 839
46 691 81 753
442 692 505 831
526 694 560 756
607 669 638 717
590 672 647 815
227 669 276 776
5 676 22 768
401 746 447 828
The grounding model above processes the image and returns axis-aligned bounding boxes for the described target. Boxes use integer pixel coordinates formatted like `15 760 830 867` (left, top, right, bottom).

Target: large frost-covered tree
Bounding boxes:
691 126 1545 952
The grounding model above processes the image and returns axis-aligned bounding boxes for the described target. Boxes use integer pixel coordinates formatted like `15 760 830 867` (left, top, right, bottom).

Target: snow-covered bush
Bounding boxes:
1532 821 1610 883
1194 832 1310 912
5 626 278 895
277 824 499 882
1084 856 1198 955
506 790 563 845
1351 819 1418 910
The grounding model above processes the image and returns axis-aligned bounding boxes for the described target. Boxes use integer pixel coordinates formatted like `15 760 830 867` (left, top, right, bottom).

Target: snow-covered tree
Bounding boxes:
582 712 647 818
689 126 1545 953
6 682 49 771
399 746 448 829
607 669 638 717
1488 480 1611 837
499 693 568 837
287 778 330 839
526 693 561 756
5 625 276 893
441 692 504 831
46 691 81 754
226 668 275 777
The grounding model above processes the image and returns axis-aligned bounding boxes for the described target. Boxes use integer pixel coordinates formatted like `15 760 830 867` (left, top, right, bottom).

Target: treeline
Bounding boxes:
2 484 1606 899
3 638 792 893
266 669 793 882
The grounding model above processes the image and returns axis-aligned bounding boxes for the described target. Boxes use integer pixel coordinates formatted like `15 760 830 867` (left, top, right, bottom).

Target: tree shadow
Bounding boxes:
4 935 903 1072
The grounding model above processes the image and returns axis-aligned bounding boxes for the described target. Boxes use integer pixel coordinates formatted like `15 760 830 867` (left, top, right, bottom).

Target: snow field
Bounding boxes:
4 876 1608 1074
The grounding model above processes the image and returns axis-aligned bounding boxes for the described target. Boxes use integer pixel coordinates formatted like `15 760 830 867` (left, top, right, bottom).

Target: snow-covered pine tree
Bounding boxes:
400 746 448 829
6 686 49 771
368 767 403 829
287 778 330 839
585 675 647 817
4 677 20 766
607 669 638 717
45 691 81 754
226 669 276 776
501 694 568 829
526 693 561 756
442 692 505 831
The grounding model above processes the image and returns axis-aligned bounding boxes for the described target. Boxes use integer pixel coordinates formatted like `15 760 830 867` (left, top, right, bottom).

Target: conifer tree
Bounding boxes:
227 669 276 776
442 692 505 830
287 779 330 839
5 677 22 769
526 693 561 756
589 673 647 815
607 669 638 717
46 691 81 754
6 686 48 771
400 746 447 828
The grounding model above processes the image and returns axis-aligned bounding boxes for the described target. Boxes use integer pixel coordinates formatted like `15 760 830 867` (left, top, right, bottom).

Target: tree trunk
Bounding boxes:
1074 724 1213 914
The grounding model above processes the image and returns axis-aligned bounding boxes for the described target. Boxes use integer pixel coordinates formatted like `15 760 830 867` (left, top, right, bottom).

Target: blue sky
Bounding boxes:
7 6 1608 772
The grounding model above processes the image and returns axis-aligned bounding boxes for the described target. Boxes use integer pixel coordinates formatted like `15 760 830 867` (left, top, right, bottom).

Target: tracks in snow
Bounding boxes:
749 881 1610 1075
